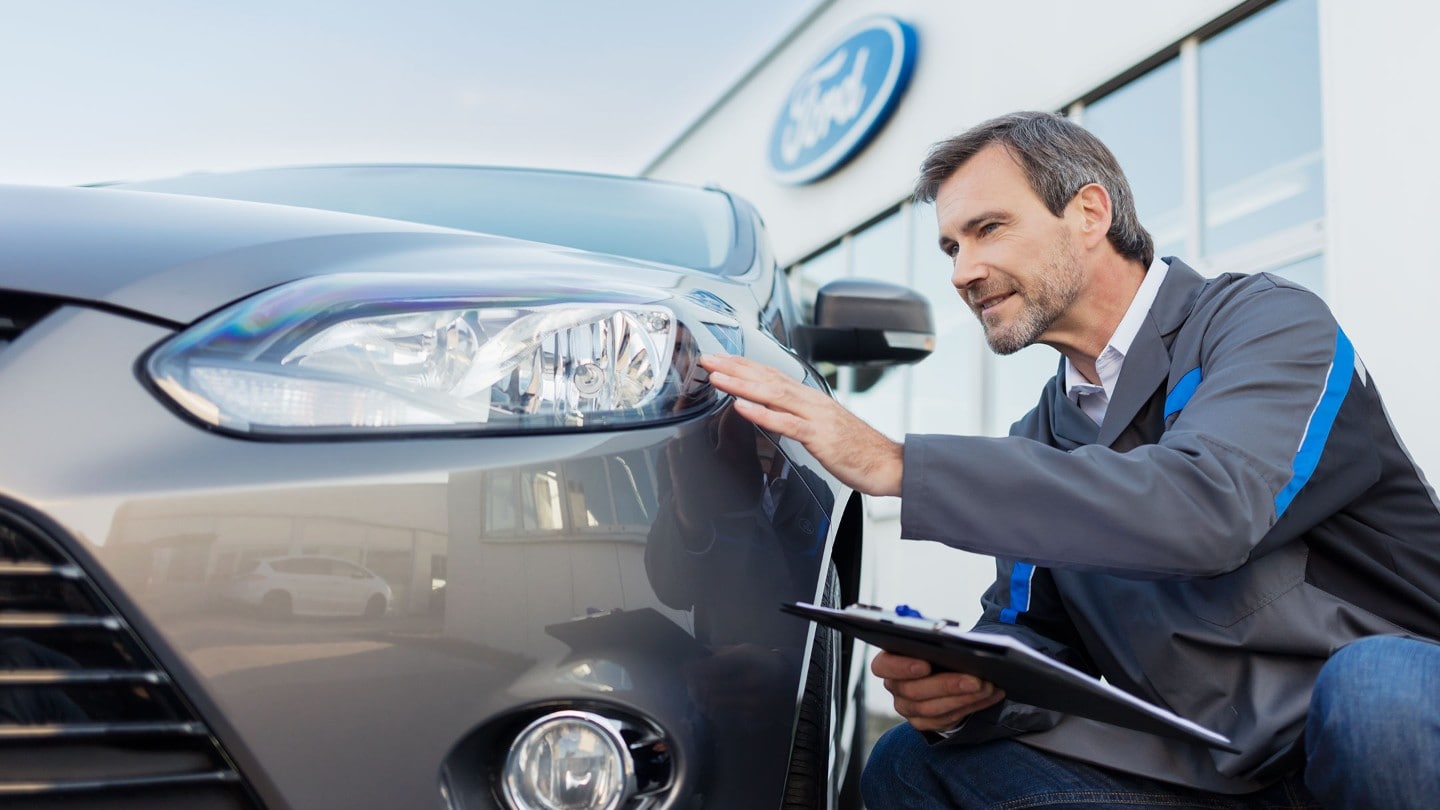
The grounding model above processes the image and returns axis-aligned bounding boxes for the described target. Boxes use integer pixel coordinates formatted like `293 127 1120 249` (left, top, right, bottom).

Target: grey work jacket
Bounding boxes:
900 258 1440 793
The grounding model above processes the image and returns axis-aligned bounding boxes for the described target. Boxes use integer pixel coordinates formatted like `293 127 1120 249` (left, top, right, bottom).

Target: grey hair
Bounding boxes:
914 111 1154 268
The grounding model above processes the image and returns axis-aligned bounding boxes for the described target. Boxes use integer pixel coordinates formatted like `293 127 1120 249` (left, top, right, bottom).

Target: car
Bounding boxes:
224 555 393 619
0 164 933 809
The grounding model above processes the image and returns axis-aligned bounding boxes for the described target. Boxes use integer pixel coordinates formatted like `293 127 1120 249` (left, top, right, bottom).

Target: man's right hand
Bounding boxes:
698 353 904 497
871 650 1006 732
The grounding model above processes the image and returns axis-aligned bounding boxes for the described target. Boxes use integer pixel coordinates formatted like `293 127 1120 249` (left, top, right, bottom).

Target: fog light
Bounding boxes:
502 710 633 810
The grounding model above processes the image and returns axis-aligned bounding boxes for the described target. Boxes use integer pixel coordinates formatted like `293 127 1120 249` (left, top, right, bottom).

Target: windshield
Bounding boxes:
114 165 745 274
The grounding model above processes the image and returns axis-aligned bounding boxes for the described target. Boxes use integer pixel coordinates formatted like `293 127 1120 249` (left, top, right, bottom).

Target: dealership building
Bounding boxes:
644 0 1440 639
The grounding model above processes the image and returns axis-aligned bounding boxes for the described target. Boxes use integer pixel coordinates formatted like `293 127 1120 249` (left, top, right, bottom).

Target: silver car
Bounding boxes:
0 165 933 809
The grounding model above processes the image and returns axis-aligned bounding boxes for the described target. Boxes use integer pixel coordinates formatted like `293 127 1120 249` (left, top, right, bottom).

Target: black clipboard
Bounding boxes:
784 602 1236 752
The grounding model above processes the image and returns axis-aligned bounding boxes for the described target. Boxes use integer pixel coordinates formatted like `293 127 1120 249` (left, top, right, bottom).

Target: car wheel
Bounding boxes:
363 594 387 619
783 561 842 810
260 590 292 619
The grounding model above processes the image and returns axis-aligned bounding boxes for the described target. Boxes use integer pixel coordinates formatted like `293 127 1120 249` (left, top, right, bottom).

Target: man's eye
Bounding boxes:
978 223 999 237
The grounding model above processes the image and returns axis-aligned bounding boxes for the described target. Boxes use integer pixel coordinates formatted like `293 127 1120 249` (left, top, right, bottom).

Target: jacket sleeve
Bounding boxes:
900 277 1379 579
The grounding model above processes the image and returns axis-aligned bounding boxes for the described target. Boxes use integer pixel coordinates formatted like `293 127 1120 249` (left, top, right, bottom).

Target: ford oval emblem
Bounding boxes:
768 16 918 185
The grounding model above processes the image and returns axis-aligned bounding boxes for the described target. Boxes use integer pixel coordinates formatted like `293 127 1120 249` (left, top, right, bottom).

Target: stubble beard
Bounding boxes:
979 238 1086 356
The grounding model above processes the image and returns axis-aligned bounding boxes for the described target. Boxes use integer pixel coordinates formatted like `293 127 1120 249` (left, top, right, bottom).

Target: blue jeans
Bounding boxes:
862 635 1440 809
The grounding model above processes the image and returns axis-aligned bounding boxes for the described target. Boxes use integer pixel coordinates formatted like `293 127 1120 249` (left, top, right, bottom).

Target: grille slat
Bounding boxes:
0 769 240 795
0 613 122 629
0 510 259 806
0 720 205 739
0 669 169 686
0 563 81 579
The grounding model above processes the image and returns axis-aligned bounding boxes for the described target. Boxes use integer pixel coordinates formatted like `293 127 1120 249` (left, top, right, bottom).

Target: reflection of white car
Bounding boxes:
227 555 392 618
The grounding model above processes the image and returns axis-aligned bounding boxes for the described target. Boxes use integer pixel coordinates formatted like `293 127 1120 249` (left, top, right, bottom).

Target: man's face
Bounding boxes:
934 144 1086 355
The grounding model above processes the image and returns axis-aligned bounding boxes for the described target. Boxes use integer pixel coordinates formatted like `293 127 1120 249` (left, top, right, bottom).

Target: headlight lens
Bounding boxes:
503 711 632 810
146 273 735 436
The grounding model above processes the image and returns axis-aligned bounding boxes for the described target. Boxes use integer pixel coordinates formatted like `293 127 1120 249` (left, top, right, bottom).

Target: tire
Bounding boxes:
783 562 843 809
837 674 867 810
363 593 387 619
260 590 292 619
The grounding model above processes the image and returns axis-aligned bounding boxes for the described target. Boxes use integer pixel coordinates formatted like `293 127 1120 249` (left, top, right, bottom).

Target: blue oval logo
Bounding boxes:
768 16 918 185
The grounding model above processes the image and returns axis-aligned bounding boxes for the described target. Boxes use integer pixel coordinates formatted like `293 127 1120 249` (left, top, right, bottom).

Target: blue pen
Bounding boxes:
895 604 924 619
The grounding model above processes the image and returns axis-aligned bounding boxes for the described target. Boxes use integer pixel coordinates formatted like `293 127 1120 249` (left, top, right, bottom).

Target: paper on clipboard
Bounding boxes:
783 602 1236 752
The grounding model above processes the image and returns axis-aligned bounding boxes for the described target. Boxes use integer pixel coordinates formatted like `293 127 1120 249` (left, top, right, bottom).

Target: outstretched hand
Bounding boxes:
698 353 904 497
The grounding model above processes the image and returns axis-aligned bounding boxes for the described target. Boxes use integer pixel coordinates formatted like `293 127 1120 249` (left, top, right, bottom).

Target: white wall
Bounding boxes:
1320 0 1440 477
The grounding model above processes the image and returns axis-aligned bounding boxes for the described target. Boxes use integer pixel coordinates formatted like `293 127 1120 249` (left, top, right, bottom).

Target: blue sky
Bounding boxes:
1 0 821 186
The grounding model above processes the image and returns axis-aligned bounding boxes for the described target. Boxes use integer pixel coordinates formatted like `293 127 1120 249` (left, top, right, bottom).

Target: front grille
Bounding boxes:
0 510 260 808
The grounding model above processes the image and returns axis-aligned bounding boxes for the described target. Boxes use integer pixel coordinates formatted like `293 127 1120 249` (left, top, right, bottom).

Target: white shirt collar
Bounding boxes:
1064 258 1170 421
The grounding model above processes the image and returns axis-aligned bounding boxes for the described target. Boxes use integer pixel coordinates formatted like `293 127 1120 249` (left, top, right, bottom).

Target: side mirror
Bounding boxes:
798 278 935 366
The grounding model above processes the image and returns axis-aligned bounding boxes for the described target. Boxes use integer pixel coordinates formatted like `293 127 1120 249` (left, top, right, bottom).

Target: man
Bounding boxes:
698 112 1440 808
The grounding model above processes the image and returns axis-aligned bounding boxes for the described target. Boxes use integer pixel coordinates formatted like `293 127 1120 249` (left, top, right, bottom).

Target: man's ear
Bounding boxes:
1072 182 1113 250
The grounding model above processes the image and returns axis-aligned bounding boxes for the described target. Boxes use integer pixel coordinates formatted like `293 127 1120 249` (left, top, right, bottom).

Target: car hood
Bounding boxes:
0 184 713 325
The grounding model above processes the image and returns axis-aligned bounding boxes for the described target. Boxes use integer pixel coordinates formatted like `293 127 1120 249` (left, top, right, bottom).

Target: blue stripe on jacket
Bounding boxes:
999 562 1035 624
1165 367 1204 420
1274 329 1355 517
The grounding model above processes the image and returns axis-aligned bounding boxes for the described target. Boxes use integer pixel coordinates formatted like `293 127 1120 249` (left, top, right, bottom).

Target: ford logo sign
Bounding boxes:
768 16 918 185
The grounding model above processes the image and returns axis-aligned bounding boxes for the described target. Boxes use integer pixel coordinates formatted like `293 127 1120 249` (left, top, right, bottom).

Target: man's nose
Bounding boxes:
950 248 988 292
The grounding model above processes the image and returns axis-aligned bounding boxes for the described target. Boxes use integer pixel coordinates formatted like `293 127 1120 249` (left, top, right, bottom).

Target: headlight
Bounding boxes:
503 711 632 810
146 273 738 437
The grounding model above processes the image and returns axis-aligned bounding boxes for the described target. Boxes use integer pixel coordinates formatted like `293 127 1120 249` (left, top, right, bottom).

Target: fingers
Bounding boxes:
897 686 1006 733
699 354 824 417
700 353 827 445
886 670 992 703
873 651 1005 732
871 651 932 679
697 352 775 380
702 353 905 497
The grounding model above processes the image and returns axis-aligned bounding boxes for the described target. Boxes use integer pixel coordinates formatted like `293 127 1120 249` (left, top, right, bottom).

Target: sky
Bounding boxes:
1 0 823 186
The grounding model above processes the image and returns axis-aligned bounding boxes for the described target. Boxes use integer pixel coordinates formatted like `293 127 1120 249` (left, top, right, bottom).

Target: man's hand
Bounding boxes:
871 650 1005 732
697 353 904 497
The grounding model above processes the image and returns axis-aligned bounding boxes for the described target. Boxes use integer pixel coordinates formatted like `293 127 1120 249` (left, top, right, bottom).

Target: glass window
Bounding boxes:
985 344 1059 437
522 469 565 532
846 212 909 446
1082 59 1185 261
851 211 906 283
792 241 848 322
1267 253 1325 296
1199 0 1323 255
607 452 656 526
564 458 616 528
907 201 985 437
484 472 519 534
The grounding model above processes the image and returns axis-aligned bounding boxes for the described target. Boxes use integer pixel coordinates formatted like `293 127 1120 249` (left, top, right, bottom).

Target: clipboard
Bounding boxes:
783 602 1236 752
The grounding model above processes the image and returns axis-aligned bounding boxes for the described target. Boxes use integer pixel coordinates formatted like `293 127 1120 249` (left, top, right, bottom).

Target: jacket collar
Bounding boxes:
1096 258 1207 446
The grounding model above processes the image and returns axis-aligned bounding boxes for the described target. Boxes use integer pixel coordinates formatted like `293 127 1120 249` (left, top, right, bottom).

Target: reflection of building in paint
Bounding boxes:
105 483 449 619
445 446 695 661
99 440 691 660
